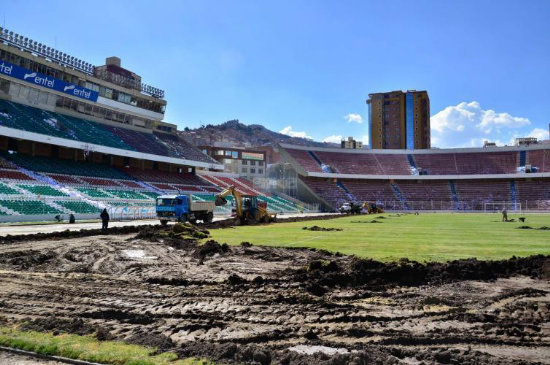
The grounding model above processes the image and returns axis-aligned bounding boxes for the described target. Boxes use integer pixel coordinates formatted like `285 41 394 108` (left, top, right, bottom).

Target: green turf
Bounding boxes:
208 213 550 262
0 326 210 365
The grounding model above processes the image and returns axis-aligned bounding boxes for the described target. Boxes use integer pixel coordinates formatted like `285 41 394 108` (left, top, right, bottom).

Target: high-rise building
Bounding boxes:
340 137 363 149
366 90 430 149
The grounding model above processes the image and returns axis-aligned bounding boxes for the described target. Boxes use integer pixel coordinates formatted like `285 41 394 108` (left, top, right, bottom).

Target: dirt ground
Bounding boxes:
0 223 548 364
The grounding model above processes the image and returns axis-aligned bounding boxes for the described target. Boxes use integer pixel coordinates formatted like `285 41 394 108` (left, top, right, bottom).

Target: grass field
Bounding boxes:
0 326 210 365
209 213 550 262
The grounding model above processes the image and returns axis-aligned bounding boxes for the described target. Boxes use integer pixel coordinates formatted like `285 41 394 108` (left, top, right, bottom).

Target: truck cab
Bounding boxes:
156 194 215 225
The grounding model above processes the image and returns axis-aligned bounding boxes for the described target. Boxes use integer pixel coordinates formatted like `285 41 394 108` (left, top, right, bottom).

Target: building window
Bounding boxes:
250 168 255 174
242 167 247 173
250 160 256 166
225 150 232 156
258 169 263 174
242 160 247 165
259 161 264 166
215 150 224 156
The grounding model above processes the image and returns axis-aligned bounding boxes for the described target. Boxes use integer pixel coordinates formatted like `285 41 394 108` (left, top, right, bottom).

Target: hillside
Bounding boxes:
179 120 337 149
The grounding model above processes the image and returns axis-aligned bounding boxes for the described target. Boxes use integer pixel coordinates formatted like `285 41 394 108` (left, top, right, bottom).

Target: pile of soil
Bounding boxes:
21 317 96 336
302 226 342 232
293 255 550 290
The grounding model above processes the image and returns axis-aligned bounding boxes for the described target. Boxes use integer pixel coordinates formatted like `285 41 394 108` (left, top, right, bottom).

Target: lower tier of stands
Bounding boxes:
302 177 550 211
0 153 305 219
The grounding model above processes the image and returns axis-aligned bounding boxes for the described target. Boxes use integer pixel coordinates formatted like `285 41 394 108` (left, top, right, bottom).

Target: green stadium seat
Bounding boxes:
0 199 62 215
76 188 112 198
56 201 102 214
0 183 19 195
18 184 68 197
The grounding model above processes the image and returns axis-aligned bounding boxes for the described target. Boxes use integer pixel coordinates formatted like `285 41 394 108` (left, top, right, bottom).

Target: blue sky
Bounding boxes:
2 0 549 147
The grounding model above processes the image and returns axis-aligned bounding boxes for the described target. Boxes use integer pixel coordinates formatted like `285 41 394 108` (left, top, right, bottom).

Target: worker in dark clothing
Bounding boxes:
100 209 110 231
502 208 508 222
69 214 75 224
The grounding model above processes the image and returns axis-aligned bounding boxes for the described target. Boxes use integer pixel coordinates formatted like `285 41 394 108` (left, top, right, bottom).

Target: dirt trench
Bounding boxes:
0 224 548 364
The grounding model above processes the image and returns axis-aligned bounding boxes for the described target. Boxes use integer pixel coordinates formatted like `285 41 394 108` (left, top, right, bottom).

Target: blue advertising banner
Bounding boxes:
0 59 98 102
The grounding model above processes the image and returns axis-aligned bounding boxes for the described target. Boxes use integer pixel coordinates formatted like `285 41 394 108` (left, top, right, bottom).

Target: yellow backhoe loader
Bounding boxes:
362 201 385 214
215 186 277 224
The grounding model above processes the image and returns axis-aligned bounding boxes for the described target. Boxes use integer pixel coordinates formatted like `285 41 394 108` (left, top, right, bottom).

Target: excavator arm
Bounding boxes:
215 186 243 217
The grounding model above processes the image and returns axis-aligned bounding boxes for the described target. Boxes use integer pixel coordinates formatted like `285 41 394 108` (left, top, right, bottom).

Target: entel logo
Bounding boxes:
64 85 75 92
23 72 38 80
0 62 13 75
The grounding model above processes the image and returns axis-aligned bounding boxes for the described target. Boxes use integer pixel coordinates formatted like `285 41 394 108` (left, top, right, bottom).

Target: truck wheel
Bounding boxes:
160 220 168 226
204 212 213 223
189 218 197 225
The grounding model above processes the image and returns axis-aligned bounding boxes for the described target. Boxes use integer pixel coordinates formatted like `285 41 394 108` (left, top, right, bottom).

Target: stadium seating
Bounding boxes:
154 132 217 164
18 184 68 197
283 146 538 176
315 152 384 175
0 182 19 195
528 150 549 172
394 180 452 202
104 189 149 200
0 100 217 163
377 154 413 175
3 153 130 179
408 154 457 175
46 174 84 185
453 180 511 210
0 199 61 215
0 169 34 181
342 180 396 203
104 125 170 156
301 177 349 208
56 201 102 214
516 179 550 209
285 149 324 173
76 188 113 198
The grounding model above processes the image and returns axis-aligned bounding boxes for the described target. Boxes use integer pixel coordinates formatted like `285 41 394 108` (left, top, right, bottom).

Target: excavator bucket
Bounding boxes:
215 196 227 206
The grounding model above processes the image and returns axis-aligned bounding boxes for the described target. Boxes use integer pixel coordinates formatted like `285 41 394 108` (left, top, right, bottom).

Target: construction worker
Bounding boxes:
502 208 508 222
100 208 110 231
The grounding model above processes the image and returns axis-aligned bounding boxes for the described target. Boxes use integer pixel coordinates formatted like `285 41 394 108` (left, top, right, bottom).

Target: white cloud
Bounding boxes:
361 134 369 146
526 128 549 141
344 113 363 124
431 101 535 148
279 125 312 140
322 135 343 143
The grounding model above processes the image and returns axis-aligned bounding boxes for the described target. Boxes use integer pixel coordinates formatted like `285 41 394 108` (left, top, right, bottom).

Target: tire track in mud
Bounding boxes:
0 226 548 364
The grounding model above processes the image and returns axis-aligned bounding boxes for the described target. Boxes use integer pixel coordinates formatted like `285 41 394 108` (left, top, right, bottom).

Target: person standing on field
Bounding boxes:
502 208 508 222
100 208 110 231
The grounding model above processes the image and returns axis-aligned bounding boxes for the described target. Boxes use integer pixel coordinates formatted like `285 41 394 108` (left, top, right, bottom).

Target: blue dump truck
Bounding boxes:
156 194 215 225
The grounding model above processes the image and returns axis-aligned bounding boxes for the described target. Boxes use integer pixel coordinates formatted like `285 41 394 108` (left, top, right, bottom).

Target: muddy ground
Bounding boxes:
0 223 548 364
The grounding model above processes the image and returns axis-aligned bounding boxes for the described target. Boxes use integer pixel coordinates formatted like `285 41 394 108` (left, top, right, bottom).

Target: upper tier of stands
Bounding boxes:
4 152 130 179
284 145 550 176
0 99 216 164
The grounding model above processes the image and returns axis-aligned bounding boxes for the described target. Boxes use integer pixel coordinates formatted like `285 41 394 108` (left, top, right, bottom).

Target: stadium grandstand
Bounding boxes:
0 28 303 222
280 143 550 212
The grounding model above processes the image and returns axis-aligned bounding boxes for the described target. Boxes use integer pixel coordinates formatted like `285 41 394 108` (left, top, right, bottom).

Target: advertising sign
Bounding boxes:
0 59 98 102
242 152 264 161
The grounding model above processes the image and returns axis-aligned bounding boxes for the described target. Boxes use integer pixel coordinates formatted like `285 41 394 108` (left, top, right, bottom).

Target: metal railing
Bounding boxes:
330 200 550 212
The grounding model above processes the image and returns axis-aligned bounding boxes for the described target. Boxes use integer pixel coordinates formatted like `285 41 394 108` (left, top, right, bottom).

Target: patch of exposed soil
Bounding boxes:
0 224 548 364
302 226 343 232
